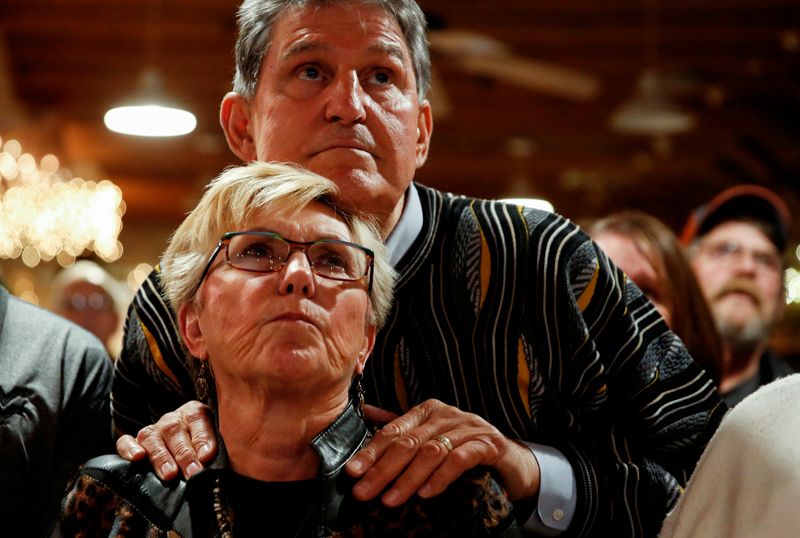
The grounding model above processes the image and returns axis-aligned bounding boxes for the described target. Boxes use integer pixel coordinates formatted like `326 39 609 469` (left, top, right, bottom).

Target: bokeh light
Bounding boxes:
0 141 125 264
127 262 153 290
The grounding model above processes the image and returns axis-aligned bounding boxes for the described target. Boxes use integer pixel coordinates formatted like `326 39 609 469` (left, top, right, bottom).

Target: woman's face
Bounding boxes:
180 201 375 397
595 231 673 327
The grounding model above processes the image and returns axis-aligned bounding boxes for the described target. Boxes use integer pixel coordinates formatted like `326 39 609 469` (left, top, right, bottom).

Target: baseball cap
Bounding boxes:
681 184 791 251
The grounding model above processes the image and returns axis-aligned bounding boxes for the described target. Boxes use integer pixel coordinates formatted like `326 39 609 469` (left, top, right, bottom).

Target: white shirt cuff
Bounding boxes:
520 441 577 535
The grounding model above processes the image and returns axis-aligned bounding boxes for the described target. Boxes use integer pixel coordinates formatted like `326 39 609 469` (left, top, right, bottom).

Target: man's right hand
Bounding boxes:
115 400 217 481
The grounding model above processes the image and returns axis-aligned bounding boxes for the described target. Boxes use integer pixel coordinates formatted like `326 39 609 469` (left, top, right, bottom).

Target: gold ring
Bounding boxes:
434 434 454 452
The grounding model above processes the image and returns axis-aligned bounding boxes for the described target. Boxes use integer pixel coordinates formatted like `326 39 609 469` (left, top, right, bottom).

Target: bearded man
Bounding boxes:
683 185 796 407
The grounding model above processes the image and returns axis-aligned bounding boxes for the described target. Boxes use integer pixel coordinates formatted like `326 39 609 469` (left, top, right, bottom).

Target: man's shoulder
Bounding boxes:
763 351 797 379
414 182 574 232
3 293 108 357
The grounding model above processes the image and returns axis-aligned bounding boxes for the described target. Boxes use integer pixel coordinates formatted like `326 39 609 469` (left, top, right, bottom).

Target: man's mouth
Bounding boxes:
718 289 761 307
311 138 375 157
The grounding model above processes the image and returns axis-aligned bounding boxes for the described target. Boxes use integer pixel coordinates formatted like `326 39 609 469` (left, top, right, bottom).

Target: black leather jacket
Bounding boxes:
55 402 519 537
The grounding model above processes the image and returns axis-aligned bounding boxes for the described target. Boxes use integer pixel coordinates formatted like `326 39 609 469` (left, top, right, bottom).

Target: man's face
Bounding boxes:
691 220 785 349
223 3 432 234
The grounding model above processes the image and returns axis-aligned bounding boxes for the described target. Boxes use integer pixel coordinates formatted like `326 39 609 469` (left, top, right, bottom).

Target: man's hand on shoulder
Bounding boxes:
115 400 217 481
345 399 541 506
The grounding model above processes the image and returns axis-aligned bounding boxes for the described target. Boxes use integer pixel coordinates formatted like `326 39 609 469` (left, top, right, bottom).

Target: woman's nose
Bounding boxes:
277 251 316 296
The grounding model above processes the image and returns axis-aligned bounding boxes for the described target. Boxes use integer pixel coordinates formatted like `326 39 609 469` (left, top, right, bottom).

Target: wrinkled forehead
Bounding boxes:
271 2 410 55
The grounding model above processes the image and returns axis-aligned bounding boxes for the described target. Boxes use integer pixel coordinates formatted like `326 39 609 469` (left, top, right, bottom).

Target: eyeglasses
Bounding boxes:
195 231 374 294
694 239 782 274
62 291 114 312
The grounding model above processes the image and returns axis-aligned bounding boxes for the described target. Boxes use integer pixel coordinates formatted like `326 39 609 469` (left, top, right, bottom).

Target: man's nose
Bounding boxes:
277 251 316 297
324 72 367 124
731 247 761 272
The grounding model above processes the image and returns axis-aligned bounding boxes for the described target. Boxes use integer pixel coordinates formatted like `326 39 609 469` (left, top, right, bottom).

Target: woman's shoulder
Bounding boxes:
57 455 190 536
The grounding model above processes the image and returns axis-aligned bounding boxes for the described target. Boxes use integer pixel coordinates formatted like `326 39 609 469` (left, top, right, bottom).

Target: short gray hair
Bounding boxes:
233 0 430 101
160 161 395 328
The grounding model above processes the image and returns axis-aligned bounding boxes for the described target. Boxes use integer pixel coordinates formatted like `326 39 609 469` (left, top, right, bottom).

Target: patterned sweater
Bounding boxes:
111 183 725 537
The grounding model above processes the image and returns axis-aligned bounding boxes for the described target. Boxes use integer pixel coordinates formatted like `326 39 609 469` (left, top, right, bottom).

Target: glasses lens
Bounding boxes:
308 242 366 281
228 233 288 272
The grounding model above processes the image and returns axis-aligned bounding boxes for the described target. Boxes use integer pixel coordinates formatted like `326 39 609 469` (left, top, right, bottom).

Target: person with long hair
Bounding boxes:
589 210 724 386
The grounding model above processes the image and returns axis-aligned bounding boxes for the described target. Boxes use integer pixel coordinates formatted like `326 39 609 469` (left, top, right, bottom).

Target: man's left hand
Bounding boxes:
346 398 541 506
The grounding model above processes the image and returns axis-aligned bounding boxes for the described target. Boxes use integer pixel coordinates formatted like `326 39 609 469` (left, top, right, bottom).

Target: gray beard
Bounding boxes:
716 315 770 355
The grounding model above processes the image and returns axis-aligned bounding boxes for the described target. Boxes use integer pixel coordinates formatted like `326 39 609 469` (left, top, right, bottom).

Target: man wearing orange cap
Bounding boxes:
682 185 796 406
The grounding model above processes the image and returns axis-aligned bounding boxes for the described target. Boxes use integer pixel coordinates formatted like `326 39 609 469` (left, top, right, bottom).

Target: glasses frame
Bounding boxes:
193 231 375 296
693 238 783 275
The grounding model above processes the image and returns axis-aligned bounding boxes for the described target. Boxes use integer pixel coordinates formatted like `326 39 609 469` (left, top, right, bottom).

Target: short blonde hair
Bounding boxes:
160 161 395 328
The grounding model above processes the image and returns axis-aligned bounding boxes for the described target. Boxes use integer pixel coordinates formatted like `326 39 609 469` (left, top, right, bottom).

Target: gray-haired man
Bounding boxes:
112 1 724 535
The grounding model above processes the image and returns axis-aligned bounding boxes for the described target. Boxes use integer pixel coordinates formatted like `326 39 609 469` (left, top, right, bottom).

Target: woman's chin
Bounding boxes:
263 348 327 382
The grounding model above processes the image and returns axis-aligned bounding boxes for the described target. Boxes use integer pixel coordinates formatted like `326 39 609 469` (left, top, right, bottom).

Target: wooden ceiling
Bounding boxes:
2 0 800 241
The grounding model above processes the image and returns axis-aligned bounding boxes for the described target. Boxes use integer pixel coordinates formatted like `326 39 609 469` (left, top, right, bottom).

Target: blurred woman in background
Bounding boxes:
589 210 724 386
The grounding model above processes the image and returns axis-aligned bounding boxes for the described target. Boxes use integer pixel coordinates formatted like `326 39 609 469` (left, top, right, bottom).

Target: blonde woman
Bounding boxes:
55 162 518 537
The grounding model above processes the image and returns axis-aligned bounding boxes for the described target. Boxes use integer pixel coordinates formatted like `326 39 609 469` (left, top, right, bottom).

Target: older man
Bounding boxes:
112 1 724 536
682 185 795 407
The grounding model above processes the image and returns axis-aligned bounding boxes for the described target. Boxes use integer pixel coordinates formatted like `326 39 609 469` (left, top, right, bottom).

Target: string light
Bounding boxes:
0 138 125 267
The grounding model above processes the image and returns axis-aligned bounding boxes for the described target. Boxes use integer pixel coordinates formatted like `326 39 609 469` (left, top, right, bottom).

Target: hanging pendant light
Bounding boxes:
104 0 196 137
104 67 196 137
608 0 695 137
609 69 695 136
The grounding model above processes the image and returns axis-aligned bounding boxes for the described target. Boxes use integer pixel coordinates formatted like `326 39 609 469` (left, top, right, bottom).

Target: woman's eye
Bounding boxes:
317 253 347 271
242 242 271 258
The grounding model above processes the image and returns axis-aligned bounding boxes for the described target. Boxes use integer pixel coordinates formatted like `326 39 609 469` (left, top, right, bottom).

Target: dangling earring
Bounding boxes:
196 360 209 402
351 373 365 417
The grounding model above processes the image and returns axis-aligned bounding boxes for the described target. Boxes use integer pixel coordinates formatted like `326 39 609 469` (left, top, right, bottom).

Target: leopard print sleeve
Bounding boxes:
330 467 521 537
58 472 177 537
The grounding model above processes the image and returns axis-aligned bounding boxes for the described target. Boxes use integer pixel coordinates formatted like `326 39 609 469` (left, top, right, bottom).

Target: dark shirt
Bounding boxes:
228 472 317 536
722 350 796 408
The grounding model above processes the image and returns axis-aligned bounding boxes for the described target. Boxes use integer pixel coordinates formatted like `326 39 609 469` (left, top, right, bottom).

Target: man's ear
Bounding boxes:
354 323 377 375
179 302 208 360
415 98 433 168
220 92 257 162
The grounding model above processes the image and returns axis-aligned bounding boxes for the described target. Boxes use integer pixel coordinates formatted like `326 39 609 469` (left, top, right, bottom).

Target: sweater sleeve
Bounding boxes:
111 268 196 436
535 221 726 537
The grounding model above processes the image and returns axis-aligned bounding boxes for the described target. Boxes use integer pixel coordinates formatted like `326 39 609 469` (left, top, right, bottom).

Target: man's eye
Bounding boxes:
299 66 321 80
370 71 391 85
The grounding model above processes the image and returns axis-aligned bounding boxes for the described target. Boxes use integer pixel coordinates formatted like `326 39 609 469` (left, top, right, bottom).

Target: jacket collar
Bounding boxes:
186 401 367 532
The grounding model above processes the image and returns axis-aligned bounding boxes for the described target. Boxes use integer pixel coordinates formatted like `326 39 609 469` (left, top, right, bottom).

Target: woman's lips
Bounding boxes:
272 312 317 326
